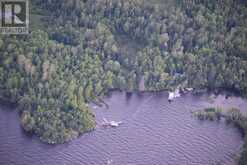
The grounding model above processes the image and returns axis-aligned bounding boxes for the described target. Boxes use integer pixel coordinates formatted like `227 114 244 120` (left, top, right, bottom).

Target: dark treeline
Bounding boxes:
0 0 246 146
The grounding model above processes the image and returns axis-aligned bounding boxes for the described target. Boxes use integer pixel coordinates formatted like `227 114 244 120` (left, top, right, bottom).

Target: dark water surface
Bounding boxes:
0 91 246 165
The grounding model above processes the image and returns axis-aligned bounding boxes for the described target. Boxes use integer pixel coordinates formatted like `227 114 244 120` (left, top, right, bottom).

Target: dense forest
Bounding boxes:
0 0 246 154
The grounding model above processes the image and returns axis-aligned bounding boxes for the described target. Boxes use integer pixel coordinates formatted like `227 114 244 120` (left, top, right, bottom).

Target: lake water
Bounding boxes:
0 91 246 165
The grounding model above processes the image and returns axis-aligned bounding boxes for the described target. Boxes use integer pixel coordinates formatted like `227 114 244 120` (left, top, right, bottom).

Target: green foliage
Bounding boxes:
194 107 223 121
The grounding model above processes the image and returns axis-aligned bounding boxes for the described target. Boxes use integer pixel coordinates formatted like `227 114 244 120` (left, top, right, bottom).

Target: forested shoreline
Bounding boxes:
0 0 246 149
194 107 247 165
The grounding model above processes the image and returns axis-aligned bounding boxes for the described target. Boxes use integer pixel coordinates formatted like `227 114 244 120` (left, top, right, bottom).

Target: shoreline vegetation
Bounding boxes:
194 107 247 165
0 0 246 150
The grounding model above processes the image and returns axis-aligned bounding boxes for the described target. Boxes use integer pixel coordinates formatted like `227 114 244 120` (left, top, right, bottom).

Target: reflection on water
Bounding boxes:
0 91 246 165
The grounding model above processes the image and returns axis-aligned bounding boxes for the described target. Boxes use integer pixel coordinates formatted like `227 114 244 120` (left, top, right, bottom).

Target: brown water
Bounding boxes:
0 91 246 165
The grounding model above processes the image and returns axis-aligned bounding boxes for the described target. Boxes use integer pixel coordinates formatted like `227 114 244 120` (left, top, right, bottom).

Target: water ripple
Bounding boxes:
0 91 245 165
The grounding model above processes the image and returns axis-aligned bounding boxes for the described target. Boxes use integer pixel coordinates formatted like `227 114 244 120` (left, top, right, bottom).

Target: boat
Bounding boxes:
168 89 181 102
174 89 181 98
185 88 193 92
102 118 123 127
168 92 175 102
109 121 122 127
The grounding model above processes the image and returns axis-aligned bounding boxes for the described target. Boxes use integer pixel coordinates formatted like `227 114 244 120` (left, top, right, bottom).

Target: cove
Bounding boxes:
0 91 246 165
